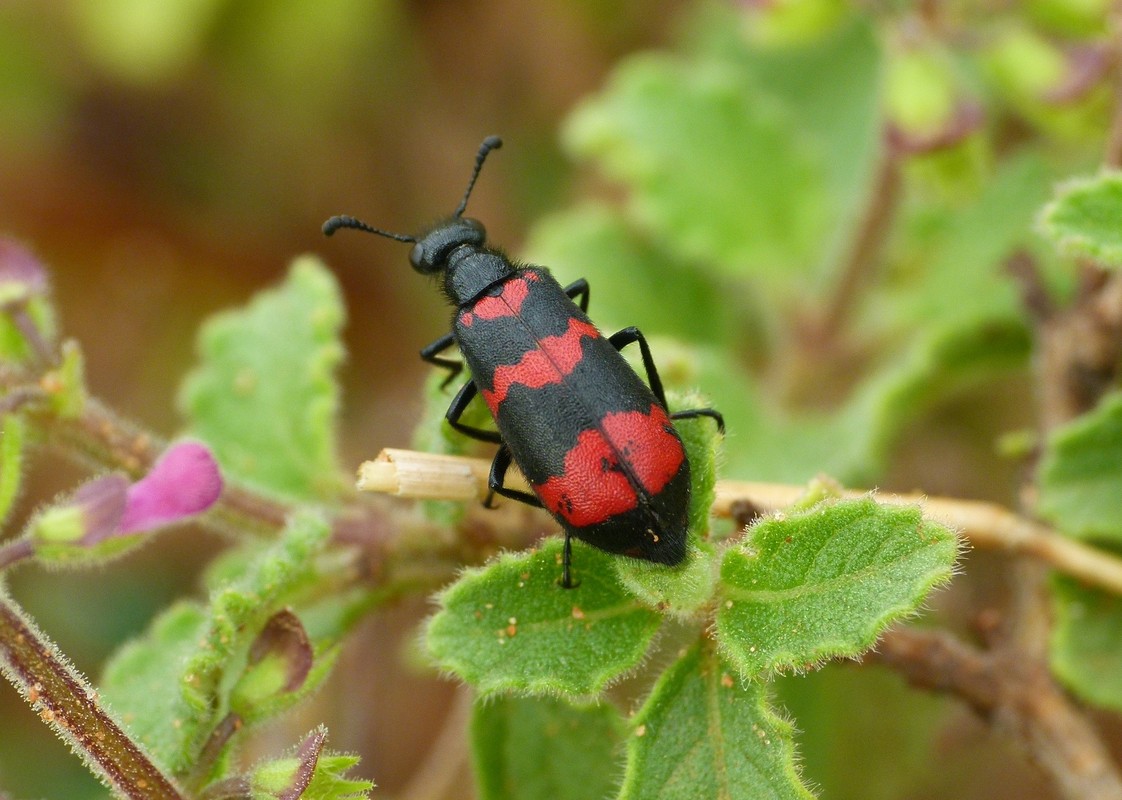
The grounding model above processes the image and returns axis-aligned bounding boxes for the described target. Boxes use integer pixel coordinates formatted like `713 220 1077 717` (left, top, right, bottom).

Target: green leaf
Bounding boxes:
1038 391 1122 541
426 539 662 696
615 391 723 615
72 0 224 85
886 153 1052 330
619 641 813 800
100 510 331 774
853 317 1034 475
0 414 25 527
179 257 345 501
471 695 624 800
0 295 55 364
681 11 882 283
98 600 210 773
717 498 957 676
564 54 827 278
1050 574 1122 711
1040 172 1122 268
46 340 88 419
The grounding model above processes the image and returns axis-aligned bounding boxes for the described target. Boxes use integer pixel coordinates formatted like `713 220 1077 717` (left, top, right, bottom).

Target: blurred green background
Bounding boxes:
0 2 675 796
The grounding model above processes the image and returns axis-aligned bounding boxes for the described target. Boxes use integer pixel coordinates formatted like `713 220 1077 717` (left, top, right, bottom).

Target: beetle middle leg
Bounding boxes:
420 332 463 389
443 379 503 443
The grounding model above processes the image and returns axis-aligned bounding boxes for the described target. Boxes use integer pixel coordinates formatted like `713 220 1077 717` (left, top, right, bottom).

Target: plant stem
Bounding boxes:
357 448 1122 597
809 144 902 347
0 588 184 800
0 538 33 572
866 627 1122 800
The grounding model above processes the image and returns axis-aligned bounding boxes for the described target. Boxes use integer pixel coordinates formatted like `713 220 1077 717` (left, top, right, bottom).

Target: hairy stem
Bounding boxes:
0 538 33 572
0 588 184 800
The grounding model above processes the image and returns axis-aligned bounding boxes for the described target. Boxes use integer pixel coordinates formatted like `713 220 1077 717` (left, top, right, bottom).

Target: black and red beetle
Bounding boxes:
324 136 722 587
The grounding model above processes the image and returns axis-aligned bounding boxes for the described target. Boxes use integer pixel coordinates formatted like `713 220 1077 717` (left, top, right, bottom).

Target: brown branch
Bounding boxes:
804 143 902 347
866 627 1122 800
0 589 185 800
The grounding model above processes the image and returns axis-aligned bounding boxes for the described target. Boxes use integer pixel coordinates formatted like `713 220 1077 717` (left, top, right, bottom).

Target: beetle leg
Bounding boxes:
420 332 462 389
607 326 669 408
608 327 724 433
560 532 577 589
563 278 590 313
486 442 579 588
669 407 725 434
445 380 503 443
485 444 543 507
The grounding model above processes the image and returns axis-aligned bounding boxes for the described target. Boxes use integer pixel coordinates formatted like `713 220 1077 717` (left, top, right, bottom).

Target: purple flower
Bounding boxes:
31 442 223 562
118 441 223 534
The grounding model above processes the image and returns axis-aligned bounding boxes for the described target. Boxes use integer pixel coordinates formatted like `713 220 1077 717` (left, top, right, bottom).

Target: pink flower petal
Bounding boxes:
118 442 223 534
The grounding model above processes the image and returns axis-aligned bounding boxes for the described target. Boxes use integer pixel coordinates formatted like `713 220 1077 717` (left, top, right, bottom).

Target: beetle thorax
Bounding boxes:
443 248 516 307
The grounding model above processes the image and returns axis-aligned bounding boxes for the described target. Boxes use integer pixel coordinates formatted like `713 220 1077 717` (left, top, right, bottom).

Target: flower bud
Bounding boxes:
0 237 55 363
30 442 223 565
230 610 313 720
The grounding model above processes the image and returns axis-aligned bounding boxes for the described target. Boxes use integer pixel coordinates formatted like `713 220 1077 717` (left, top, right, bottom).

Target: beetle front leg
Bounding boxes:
563 278 590 313
420 332 463 389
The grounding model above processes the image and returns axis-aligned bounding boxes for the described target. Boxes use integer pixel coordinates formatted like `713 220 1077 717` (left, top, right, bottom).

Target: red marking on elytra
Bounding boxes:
459 273 540 327
534 405 684 527
482 318 599 412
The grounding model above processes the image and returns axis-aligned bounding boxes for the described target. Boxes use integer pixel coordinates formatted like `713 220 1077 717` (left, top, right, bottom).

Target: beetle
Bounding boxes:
324 136 722 587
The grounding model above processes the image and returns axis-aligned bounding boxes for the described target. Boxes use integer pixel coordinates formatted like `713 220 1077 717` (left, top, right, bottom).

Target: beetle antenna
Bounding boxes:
322 214 416 242
452 135 503 218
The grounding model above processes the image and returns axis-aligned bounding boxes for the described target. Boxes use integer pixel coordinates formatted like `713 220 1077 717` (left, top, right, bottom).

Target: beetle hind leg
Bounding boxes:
607 326 724 433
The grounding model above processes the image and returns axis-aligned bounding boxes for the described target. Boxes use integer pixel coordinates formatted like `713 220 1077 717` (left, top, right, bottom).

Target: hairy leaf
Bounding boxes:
565 54 827 278
1051 574 1122 712
472 695 624 800
249 727 372 800
1038 391 1122 541
717 498 956 676
619 641 813 800
179 257 344 500
100 510 331 774
426 539 662 696
1040 173 1122 268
